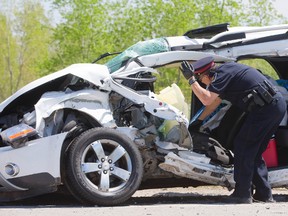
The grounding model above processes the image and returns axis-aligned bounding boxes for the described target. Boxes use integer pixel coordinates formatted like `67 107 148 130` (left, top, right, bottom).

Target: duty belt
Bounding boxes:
243 80 277 112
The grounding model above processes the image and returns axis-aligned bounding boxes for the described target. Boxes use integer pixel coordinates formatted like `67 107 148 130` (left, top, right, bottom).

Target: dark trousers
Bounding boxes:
233 93 286 198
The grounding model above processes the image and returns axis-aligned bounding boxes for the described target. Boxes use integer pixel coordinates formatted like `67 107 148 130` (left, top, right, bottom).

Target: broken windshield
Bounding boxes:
105 38 169 73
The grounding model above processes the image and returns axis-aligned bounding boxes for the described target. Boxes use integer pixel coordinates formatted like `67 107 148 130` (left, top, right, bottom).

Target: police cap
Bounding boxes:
192 57 215 74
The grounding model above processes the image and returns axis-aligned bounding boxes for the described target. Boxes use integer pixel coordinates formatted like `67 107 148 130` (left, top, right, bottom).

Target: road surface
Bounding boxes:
1 186 288 216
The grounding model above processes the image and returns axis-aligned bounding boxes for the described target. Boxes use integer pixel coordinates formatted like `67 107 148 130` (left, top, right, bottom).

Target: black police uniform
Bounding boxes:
208 62 286 199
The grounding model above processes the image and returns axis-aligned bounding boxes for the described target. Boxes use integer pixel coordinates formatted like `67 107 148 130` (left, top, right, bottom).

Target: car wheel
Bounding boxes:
64 127 143 206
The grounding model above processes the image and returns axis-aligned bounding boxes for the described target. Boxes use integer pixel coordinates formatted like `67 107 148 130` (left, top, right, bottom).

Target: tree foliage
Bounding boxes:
0 0 52 101
47 0 287 71
0 14 16 100
242 0 286 26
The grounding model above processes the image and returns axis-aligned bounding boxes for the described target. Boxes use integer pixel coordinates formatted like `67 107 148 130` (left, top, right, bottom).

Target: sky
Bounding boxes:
274 0 288 19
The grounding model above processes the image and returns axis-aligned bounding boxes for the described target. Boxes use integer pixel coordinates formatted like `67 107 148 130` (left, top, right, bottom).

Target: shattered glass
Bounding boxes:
106 38 169 73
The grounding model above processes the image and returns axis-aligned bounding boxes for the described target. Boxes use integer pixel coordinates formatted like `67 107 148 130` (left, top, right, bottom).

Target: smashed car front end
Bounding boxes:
0 133 67 201
0 63 116 201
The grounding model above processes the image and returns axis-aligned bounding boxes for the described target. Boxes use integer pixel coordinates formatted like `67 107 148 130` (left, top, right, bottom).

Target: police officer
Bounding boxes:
181 57 286 204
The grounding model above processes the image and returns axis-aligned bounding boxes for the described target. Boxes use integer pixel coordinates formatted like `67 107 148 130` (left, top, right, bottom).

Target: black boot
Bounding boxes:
253 194 275 203
227 191 252 204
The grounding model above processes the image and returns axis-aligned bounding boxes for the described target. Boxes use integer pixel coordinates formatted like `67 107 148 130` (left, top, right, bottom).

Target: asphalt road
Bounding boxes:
1 186 288 216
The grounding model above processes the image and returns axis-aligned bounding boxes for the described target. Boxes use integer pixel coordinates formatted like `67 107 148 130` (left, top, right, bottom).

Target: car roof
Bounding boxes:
108 23 288 78
183 23 288 79
184 23 288 49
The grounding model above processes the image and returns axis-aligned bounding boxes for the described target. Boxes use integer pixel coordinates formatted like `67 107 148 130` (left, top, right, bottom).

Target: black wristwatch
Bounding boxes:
188 77 196 85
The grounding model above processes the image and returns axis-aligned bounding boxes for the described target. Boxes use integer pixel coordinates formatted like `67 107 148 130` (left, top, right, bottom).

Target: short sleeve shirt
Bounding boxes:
208 62 269 110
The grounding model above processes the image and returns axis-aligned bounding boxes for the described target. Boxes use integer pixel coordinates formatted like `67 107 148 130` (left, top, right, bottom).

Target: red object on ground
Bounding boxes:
262 139 278 168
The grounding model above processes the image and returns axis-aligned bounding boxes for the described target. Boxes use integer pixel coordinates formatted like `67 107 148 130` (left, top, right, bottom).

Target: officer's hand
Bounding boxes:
188 119 203 132
180 61 195 80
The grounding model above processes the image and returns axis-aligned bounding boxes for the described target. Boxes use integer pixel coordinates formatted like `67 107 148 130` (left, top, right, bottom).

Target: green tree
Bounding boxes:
192 0 243 26
241 0 286 26
48 0 286 71
0 0 52 101
42 0 117 74
0 13 17 101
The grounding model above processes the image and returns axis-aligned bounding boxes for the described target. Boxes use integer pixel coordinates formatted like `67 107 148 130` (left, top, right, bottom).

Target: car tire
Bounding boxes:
64 127 143 206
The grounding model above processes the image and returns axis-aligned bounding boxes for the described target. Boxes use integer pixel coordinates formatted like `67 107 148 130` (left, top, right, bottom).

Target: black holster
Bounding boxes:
243 81 277 112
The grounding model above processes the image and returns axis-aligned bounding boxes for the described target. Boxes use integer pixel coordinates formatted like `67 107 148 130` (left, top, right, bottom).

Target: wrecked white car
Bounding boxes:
1 23 288 206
